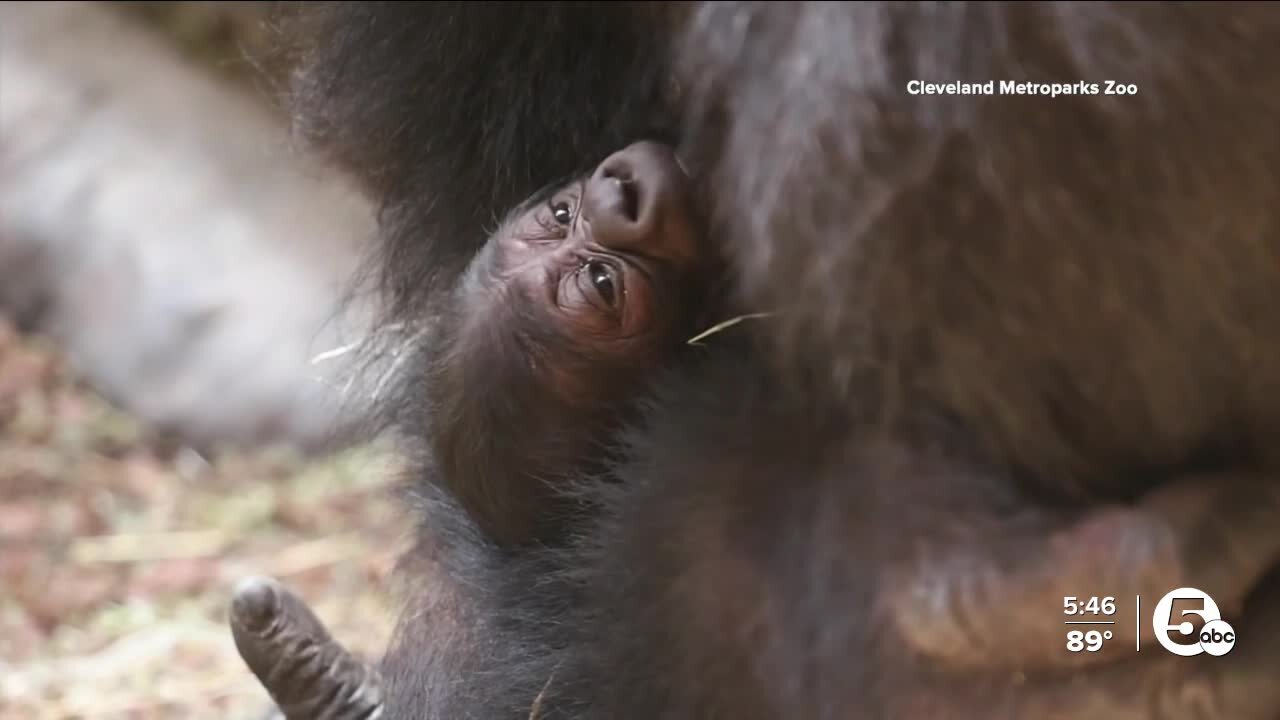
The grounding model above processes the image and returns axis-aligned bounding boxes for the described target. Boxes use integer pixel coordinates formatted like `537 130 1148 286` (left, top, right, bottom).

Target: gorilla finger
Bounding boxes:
1143 471 1280 618
230 576 384 720
889 505 1180 672
902 586 1280 720
892 471 1280 673
1054 573 1280 717
1010 573 1280 720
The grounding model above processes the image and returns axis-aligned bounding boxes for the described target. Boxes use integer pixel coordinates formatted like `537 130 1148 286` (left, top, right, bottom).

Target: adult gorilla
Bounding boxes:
240 3 1280 719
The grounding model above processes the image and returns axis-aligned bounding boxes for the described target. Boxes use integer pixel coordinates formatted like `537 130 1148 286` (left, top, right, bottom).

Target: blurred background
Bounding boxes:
1 2 408 717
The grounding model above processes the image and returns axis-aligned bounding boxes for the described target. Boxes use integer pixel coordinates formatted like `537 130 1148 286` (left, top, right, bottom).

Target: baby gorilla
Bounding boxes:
230 142 718 719
424 141 718 547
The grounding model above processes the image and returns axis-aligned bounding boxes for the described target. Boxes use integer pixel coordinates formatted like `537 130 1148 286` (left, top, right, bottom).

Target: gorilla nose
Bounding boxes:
583 141 697 262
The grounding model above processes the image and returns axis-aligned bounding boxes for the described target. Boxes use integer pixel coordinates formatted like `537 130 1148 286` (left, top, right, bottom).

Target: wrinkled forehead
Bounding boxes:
484 177 585 255
454 249 570 362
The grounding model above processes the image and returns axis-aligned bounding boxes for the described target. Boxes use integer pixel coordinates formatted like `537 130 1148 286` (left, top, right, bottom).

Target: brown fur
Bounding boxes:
275 3 1280 718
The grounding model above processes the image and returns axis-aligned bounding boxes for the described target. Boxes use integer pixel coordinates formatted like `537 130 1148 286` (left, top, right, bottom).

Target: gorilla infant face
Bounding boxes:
427 141 715 546
471 140 706 391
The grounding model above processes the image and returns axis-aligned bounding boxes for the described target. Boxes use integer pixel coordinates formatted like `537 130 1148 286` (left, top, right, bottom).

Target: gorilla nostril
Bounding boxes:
599 162 642 223
612 177 641 223
602 164 634 183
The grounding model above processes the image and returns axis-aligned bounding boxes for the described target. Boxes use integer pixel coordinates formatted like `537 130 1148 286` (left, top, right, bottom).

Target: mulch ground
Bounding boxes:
0 316 408 719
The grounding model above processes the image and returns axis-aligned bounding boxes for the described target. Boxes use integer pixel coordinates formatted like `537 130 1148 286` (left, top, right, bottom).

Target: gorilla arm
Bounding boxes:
621 410 1280 720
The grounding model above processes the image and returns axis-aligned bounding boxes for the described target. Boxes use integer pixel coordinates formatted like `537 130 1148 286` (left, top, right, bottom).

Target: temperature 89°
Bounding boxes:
1063 596 1116 616
1067 629 1113 652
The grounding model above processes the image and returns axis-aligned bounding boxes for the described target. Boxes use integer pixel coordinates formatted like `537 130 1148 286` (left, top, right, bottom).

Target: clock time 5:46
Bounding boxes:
1063 596 1116 616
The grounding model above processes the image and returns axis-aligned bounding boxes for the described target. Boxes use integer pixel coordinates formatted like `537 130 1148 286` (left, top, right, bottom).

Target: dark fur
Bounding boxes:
282 1 685 322
278 2 1280 718
419 232 705 547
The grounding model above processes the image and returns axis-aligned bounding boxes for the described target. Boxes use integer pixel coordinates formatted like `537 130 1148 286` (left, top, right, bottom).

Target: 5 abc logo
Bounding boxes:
1152 588 1237 657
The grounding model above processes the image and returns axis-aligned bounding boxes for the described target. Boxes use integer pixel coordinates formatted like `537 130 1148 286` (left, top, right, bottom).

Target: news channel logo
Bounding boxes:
1152 588 1237 657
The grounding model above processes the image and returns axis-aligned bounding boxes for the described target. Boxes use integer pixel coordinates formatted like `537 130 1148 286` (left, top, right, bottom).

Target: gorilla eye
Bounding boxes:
586 260 617 306
551 200 573 225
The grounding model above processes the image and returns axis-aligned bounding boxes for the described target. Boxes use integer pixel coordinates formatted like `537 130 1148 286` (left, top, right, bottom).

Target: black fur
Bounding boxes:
278 2 1280 718
283 2 683 322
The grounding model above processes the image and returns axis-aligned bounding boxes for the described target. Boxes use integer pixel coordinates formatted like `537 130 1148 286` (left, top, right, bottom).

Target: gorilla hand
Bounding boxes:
891 471 1280 672
230 576 384 720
